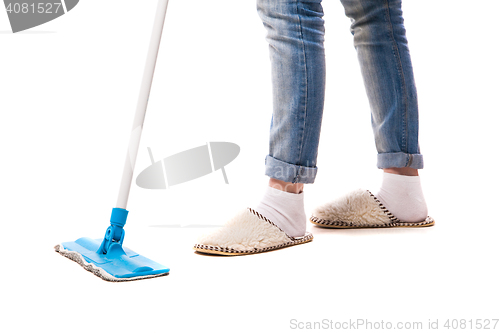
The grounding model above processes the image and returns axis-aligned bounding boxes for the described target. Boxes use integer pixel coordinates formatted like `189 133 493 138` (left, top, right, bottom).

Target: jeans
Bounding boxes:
257 0 423 184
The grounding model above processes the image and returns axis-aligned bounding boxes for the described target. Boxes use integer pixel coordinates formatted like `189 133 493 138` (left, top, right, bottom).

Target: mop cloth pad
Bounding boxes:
54 244 169 282
309 189 434 228
193 208 313 255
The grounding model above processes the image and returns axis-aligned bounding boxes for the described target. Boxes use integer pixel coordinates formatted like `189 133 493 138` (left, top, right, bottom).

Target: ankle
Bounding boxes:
269 178 303 194
256 185 306 237
383 167 419 176
377 172 428 222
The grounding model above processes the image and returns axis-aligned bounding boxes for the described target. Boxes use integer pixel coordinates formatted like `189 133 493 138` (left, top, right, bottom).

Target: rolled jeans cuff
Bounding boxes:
264 155 317 184
377 153 424 169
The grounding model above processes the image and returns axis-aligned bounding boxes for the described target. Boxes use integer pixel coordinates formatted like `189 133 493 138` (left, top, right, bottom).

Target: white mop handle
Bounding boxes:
116 0 169 209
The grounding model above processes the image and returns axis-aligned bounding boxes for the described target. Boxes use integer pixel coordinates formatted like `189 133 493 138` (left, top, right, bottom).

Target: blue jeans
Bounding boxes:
258 0 423 184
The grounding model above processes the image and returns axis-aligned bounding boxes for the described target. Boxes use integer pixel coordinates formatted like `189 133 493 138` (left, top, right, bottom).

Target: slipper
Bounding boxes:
310 189 435 228
193 208 313 255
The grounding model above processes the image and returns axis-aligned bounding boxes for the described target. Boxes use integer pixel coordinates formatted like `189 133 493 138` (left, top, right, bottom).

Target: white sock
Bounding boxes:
255 186 306 238
376 172 428 223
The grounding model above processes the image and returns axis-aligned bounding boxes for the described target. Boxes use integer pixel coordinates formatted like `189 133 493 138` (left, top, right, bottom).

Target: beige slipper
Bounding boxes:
310 189 435 228
194 208 313 255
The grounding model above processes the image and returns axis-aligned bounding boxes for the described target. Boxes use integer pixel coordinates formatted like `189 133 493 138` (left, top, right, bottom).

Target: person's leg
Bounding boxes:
339 0 427 222
255 0 326 236
258 0 326 184
194 0 326 254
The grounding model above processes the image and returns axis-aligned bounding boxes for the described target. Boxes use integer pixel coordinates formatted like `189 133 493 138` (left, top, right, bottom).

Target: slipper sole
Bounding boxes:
309 216 435 229
194 232 313 256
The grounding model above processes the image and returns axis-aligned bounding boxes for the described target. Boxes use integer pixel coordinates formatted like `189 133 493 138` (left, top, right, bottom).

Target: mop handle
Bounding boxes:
116 0 169 209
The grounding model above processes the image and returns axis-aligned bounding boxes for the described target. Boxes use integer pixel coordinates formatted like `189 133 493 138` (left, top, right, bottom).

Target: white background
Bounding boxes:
1 1 499 332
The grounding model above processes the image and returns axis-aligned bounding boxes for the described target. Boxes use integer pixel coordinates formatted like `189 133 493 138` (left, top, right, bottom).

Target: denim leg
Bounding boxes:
257 0 326 183
340 0 423 169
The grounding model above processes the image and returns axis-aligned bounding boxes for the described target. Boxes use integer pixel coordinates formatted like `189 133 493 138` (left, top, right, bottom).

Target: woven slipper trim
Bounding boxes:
193 207 313 255
247 207 295 241
310 190 434 228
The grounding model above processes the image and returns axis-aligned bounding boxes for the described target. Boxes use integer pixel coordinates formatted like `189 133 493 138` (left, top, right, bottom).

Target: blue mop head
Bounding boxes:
55 208 169 282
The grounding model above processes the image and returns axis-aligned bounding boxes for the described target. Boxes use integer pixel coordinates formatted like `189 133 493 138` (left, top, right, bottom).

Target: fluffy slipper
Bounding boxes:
310 189 435 228
194 208 313 255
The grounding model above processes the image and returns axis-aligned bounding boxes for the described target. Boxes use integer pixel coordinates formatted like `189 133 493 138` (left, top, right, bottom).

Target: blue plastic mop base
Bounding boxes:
61 237 170 279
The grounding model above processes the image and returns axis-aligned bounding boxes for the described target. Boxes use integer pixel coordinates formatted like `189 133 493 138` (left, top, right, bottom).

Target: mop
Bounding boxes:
55 0 170 282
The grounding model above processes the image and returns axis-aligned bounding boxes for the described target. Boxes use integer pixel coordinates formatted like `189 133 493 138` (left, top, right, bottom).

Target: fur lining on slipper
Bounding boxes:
310 189 434 228
194 208 313 255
